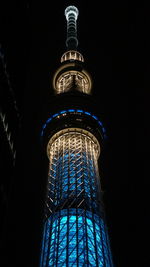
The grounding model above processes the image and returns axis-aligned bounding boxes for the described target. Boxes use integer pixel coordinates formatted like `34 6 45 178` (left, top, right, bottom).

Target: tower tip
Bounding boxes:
65 5 79 50
65 5 79 20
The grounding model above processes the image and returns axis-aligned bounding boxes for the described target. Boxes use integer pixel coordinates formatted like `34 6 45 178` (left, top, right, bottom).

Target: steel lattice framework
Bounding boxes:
40 129 113 266
40 5 114 267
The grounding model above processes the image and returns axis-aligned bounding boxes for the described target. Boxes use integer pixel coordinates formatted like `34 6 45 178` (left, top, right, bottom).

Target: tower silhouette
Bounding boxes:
40 5 113 267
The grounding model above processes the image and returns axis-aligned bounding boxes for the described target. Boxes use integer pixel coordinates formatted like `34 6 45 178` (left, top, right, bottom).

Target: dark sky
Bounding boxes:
1 1 148 267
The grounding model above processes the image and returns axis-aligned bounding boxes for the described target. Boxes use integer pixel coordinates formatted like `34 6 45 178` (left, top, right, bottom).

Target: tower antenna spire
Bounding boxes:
65 5 79 50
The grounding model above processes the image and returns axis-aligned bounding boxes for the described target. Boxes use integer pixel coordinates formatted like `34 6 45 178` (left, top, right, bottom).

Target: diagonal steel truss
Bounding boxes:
40 129 113 267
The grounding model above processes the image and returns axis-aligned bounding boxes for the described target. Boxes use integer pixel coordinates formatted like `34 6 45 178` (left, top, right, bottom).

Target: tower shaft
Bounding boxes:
40 5 114 267
40 129 113 266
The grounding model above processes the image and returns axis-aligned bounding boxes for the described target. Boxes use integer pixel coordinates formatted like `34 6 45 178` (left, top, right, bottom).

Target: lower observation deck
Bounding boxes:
41 108 107 155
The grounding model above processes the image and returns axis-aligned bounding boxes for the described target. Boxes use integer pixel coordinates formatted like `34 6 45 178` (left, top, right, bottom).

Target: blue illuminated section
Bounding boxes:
40 209 113 267
41 109 107 138
40 131 114 266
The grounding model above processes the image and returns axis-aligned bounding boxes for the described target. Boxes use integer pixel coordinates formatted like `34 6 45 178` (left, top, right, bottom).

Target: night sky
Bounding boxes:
1 1 148 267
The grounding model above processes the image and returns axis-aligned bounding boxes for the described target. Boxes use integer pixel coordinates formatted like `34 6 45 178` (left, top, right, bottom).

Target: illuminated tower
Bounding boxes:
40 5 114 267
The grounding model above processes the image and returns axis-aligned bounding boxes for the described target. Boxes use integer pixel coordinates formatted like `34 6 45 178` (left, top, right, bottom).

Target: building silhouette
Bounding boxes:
40 6 114 266
0 45 20 249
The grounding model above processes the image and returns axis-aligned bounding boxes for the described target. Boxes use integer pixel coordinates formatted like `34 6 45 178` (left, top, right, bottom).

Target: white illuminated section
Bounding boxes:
65 6 79 21
47 128 100 159
65 6 79 49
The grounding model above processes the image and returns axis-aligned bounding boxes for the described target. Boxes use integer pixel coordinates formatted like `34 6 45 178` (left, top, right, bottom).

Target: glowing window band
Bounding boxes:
41 109 107 138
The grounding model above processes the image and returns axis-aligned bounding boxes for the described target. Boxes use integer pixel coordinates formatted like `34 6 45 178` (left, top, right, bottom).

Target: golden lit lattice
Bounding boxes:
61 50 84 63
56 70 91 94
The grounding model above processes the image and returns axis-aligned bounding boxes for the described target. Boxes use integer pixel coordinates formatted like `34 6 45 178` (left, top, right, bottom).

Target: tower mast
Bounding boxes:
65 6 79 50
40 5 114 267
